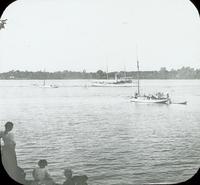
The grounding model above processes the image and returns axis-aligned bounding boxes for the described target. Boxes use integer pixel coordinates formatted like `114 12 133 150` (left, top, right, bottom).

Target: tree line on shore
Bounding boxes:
0 66 200 80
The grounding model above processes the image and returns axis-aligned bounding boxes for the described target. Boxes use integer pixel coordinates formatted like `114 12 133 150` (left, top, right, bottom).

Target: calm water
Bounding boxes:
0 80 200 185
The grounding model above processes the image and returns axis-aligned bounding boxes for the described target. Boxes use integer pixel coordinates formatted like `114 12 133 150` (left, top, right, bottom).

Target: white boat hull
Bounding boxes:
131 97 168 104
91 83 134 87
91 79 135 87
38 85 59 88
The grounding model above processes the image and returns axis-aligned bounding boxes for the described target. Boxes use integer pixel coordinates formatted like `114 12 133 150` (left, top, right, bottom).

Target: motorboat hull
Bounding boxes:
91 83 135 87
38 85 59 88
131 97 168 104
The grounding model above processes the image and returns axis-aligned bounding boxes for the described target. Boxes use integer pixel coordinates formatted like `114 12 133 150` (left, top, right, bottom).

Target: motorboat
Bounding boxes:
34 80 59 88
130 96 169 103
91 79 135 87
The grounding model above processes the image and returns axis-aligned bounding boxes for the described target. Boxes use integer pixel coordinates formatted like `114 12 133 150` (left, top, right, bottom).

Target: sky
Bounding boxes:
0 0 199 72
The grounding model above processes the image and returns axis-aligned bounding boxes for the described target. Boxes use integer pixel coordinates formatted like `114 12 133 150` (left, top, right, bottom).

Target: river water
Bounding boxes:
0 80 199 185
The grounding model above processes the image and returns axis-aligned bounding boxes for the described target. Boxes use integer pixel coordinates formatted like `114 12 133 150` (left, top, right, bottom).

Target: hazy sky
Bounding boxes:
0 0 199 72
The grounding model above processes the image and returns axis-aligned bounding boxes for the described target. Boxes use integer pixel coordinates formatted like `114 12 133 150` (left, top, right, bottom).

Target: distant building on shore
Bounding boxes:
9 76 15 79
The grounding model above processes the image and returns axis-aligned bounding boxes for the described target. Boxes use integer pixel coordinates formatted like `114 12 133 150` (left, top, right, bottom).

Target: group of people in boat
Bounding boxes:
0 122 88 185
134 92 170 100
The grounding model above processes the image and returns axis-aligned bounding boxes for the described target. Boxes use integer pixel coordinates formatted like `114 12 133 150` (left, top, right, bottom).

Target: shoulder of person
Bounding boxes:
63 179 75 185
32 167 38 173
63 181 68 185
73 175 88 181
45 168 52 178
8 132 14 138
32 168 37 177
33 167 41 174
44 167 50 173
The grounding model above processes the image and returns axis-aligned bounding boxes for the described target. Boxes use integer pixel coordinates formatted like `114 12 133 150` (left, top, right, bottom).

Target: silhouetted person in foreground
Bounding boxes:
32 159 55 185
63 168 88 185
63 169 75 185
0 121 27 184
0 19 7 30
0 122 18 178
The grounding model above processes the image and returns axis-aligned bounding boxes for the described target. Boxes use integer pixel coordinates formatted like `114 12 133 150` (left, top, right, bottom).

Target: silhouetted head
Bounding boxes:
38 159 48 168
64 168 72 179
5 122 13 132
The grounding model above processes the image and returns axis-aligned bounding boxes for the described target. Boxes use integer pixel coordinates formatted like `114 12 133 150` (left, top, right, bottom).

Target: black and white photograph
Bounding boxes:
0 0 200 184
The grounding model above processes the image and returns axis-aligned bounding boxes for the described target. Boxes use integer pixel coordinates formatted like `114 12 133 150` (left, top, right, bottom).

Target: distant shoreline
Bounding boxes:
0 79 200 80
0 67 200 80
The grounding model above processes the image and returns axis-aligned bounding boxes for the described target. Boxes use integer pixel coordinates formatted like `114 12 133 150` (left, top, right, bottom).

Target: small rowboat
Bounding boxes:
170 101 187 105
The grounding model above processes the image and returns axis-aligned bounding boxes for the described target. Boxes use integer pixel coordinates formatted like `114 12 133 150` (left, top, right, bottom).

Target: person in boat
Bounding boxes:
166 93 169 99
148 94 154 99
63 169 75 185
32 159 55 185
157 92 161 99
166 93 172 104
155 92 162 99
0 122 19 180
134 92 138 98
